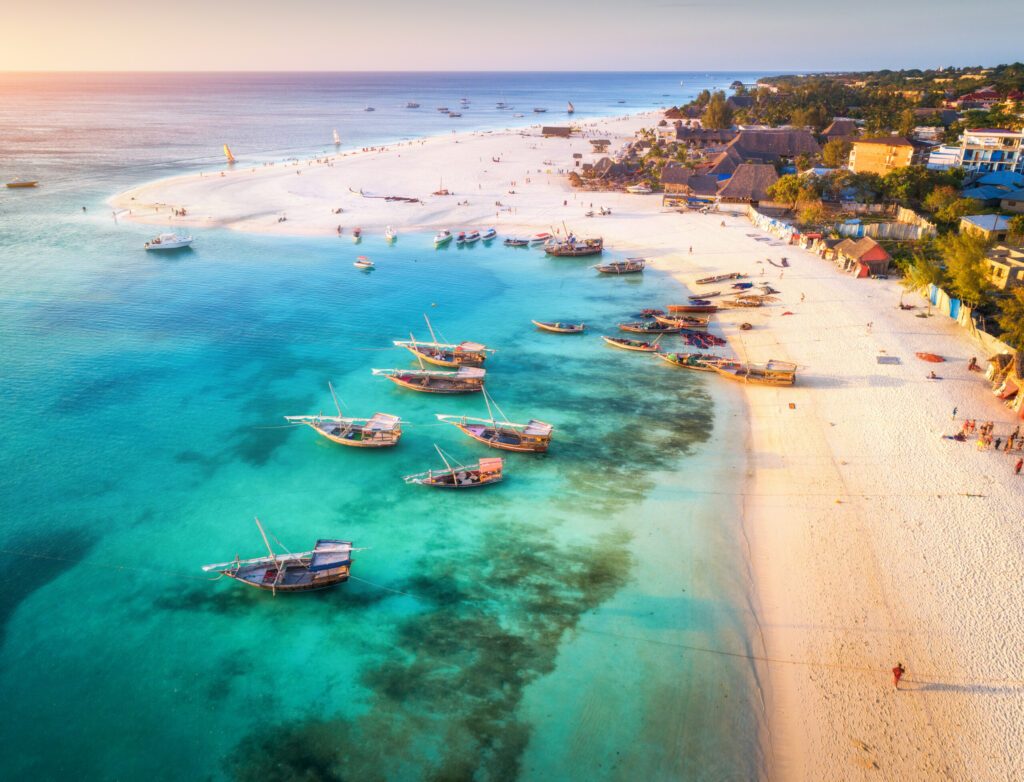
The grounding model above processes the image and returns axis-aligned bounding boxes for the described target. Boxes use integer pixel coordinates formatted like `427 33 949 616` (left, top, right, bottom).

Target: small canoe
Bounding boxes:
594 258 644 274
532 320 585 333
504 238 529 247
653 314 710 330
602 335 661 352
657 353 735 372
666 303 718 314
6 179 39 188
916 352 945 363
696 273 744 285
618 321 682 334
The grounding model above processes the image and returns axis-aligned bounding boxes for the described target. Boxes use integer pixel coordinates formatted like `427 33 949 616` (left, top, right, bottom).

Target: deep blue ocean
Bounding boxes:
0 71 770 780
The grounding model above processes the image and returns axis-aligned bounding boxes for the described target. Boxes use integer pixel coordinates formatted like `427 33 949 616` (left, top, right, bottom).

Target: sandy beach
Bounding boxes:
112 116 1024 780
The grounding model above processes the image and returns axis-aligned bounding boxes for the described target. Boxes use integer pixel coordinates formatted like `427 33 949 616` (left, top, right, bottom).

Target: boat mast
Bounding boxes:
328 381 343 417
435 444 457 479
411 332 427 370
253 516 278 565
423 313 440 347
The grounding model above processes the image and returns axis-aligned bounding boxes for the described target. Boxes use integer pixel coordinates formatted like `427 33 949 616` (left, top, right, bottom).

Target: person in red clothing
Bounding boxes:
892 662 906 690
1015 458 1023 476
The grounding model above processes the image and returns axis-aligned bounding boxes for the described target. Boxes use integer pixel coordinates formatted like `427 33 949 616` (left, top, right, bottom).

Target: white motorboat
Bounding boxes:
626 184 653 194
434 229 453 247
462 230 481 244
354 256 375 270
384 226 397 243
144 233 193 251
481 227 497 241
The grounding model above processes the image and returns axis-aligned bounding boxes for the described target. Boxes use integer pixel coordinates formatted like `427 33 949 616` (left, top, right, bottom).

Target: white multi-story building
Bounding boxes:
955 128 1024 173
927 144 961 170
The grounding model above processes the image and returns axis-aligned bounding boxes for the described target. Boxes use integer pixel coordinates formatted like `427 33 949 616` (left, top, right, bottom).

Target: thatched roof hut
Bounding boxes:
716 163 779 204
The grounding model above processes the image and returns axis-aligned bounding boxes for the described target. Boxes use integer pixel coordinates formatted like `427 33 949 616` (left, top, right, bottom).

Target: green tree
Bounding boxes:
938 231 992 305
703 91 734 130
1009 214 1024 241
935 198 985 224
897 109 917 137
767 174 804 207
695 89 712 108
799 200 827 225
795 153 812 172
821 138 852 168
900 252 946 296
995 289 1024 349
922 185 959 215
882 165 935 204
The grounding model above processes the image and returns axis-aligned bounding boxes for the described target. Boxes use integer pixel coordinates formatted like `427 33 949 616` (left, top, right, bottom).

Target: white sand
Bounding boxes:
111 117 1024 780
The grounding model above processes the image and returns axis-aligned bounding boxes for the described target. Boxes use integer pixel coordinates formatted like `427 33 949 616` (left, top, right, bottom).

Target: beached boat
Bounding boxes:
545 236 603 257
595 258 644 274
532 320 585 333
434 229 453 247
144 233 193 251
504 238 529 247
372 365 485 394
653 313 710 330
223 144 236 164
689 291 721 300
354 256 375 270
481 227 497 241
5 178 39 188
712 360 797 386
437 390 553 453
201 518 353 594
384 226 397 243
625 184 652 194
602 335 662 352
618 321 682 334
333 129 341 146
529 232 552 245
666 303 718 314
696 272 744 285
285 385 401 446
462 230 481 244
656 353 735 372
404 446 503 489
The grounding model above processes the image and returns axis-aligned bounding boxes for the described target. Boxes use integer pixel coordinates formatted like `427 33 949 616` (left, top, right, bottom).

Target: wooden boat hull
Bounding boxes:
546 246 602 257
657 353 734 372
385 375 483 393
602 336 659 352
712 366 796 386
653 314 709 330
6 181 39 188
402 344 486 367
307 424 400 447
618 322 681 334
227 564 350 592
532 320 585 333
666 304 718 314
454 423 550 453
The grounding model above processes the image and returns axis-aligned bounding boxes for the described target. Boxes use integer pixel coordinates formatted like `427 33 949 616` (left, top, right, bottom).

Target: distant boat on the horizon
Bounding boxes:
406 101 420 108
364 106 375 112
567 101 575 114
333 129 341 146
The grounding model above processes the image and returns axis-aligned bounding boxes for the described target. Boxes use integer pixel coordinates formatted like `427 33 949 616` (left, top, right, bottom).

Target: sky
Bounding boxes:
2 0 1021 72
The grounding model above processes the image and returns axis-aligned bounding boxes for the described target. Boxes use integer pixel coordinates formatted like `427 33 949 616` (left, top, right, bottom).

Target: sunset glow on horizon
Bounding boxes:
4 0 1022 72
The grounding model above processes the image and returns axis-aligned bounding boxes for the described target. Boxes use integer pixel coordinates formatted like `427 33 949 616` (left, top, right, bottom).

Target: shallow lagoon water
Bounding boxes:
0 72 766 780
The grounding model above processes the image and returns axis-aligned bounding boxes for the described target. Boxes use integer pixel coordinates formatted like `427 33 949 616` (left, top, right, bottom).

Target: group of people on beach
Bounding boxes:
948 418 1024 470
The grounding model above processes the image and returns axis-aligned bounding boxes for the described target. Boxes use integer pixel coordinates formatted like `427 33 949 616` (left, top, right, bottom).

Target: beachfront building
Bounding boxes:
960 214 1011 242
716 163 779 207
848 137 925 175
702 129 821 178
1000 188 1024 214
983 244 1024 290
927 144 961 170
833 237 891 278
954 128 1024 174
822 118 858 140
660 165 720 202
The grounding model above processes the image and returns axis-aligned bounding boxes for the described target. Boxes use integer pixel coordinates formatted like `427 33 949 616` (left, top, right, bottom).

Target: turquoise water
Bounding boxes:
0 73 767 780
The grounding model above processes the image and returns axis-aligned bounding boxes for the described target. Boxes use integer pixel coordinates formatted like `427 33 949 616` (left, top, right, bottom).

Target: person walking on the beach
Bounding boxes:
892 662 905 690
1015 458 1023 475
952 406 958 420
866 322 873 334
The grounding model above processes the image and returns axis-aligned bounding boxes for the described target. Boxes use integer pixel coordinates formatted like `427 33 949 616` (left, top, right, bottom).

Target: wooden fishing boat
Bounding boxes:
653 313 710 330
618 321 682 334
404 446 504 488
657 353 736 372
712 360 797 386
696 272 744 285
372 365 485 393
529 232 552 245
285 386 401 447
666 303 718 314
6 178 39 188
201 518 353 594
393 315 492 367
504 238 529 247
436 390 553 453
532 320 585 333
602 335 662 352
595 258 645 274
689 291 721 300
546 237 603 257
